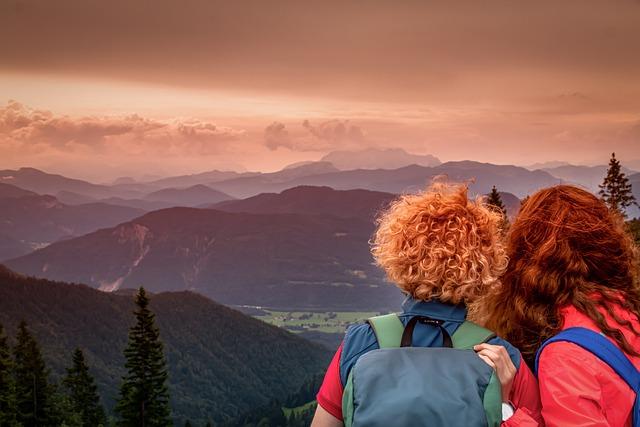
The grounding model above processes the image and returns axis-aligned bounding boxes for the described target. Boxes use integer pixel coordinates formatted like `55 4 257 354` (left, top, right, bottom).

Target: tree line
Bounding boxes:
0 287 175 427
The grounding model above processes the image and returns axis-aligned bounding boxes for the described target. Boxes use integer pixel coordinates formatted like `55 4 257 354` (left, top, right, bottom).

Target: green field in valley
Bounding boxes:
255 310 381 334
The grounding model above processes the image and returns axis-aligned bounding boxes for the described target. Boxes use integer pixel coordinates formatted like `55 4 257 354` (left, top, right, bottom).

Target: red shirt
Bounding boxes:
538 303 640 427
317 344 542 426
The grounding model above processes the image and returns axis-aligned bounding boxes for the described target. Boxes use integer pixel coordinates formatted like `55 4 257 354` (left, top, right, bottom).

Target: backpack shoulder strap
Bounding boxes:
366 313 404 349
535 327 640 392
452 321 497 349
535 327 640 427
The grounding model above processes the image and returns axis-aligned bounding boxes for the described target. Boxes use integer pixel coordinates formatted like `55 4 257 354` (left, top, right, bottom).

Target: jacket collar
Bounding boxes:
401 296 467 322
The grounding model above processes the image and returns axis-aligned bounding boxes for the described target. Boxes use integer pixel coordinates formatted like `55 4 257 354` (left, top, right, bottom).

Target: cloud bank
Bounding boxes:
0 100 246 156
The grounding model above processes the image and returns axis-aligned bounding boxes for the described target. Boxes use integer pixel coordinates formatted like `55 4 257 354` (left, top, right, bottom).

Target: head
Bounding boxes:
481 185 640 365
371 182 508 305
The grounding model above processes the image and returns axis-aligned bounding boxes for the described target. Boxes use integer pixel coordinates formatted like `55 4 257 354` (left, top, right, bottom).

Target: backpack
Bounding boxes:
341 313 503 427
535 327 640 427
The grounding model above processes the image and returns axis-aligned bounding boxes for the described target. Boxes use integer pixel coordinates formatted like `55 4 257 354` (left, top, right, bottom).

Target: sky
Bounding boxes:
1 0 639 182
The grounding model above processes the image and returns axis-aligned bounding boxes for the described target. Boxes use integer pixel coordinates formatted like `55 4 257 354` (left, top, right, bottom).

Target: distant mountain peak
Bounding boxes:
321 148 440 170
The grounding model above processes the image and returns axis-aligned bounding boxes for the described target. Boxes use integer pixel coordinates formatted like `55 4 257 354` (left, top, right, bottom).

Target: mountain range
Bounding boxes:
0 185 145 261
206 161 560 199
0 266 330 425
3 184 530 311
5 188 404 311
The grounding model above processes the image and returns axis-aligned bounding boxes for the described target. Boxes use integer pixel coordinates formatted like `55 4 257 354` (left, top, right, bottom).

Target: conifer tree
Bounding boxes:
0 323 17 426
486 186 509 230
14 320 51 427
599 152 637 217
486 186 507 216
64 348 107 426
116 287 171 427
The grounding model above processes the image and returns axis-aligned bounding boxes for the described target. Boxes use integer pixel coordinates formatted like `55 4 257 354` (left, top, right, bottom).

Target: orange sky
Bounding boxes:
1 0 639 181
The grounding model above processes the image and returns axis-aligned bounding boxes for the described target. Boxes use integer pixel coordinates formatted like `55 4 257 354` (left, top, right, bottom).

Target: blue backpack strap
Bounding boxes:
535 327 640 427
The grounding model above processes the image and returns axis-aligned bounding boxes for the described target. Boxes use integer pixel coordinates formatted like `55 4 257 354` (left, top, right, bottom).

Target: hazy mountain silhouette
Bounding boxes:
0 193 144 260
0 265 330 425
526 161 570 170
542 164 638 192
206 162 341 198
147 169 260 188
143 184 234 207
320 148 441 170
0 167 120 198
497 191 522 219
210 185 395 220
0 182 38 199
211 161 560 199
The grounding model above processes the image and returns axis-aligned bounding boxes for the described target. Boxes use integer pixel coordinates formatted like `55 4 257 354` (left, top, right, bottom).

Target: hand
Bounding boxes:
474 343 517 402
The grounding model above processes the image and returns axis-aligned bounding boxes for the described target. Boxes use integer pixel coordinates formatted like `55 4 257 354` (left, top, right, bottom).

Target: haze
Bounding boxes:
1 0 639 181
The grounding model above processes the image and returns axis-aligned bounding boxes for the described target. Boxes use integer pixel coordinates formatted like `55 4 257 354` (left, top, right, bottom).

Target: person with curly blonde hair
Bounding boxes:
311 182 542 427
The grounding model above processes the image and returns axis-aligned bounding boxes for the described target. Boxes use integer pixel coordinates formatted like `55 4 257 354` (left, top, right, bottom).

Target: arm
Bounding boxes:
538 343 610 427
312 345 344 426
311 404 343 427
475 344 543 426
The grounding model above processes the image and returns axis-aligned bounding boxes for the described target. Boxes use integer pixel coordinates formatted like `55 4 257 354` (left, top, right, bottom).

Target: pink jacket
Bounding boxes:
537 303 640 426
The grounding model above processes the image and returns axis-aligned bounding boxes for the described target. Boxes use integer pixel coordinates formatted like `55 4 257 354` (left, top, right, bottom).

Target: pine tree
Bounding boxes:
116 287 171 427
64 348 107 426
599 152 637 217
0 323 17 426
13 320 51 427
486 186 507 216
47 383 83 427
486 186 509 230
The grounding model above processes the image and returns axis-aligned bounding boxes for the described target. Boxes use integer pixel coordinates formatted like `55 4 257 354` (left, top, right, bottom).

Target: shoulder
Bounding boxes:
537 341 605 393
339 321 380 385
341 322 378 366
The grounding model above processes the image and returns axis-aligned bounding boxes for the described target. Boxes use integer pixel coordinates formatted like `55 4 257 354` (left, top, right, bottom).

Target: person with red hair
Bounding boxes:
478 185 640 426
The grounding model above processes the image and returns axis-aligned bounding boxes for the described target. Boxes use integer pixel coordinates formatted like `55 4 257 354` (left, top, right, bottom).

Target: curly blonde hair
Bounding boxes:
371 182 508 305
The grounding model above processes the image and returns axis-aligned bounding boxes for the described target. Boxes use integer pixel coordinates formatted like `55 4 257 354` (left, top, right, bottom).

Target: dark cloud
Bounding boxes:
1 1 639 103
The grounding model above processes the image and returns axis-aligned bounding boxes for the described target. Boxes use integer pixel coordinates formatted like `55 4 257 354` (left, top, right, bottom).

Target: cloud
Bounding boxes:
0 100 245 156
264 121 292 151
263 119 367 151
302 120 365 144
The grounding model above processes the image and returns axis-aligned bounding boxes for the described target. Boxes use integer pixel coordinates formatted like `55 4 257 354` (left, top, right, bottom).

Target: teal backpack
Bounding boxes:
342 313 503 427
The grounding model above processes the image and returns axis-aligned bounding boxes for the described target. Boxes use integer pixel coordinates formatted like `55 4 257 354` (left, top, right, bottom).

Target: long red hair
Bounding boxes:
479 185 640 365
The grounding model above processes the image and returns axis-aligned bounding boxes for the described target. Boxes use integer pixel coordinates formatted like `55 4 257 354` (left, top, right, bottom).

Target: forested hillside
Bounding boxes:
0 266 331 425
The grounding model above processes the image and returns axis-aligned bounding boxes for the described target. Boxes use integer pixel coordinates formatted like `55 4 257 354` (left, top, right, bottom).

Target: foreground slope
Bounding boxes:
0 266 330 424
